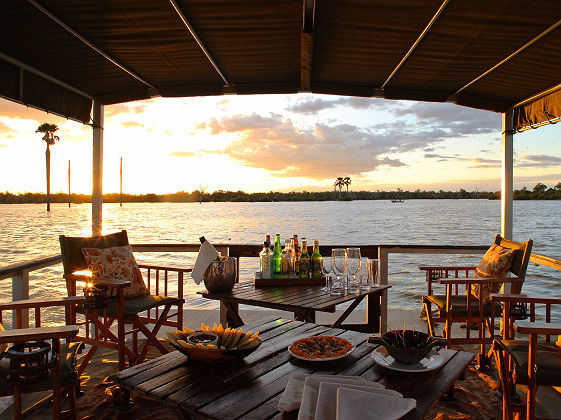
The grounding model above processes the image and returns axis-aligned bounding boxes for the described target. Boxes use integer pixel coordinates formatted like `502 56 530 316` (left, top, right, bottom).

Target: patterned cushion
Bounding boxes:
471 244 516 303
81 245 149 298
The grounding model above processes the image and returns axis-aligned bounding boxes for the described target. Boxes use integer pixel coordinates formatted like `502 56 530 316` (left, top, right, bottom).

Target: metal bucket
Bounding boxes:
203 257 237 293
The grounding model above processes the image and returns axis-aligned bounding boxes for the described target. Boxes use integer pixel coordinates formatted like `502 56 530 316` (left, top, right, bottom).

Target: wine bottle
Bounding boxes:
311 240 323 278
272 234 282 278
259 241 272 279
298 238 310 279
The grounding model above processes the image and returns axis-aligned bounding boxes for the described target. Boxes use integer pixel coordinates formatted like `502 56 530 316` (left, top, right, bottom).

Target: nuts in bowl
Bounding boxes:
166 322 261 362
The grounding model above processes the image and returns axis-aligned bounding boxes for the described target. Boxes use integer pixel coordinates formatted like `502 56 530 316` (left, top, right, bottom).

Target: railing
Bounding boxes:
2 243 560 331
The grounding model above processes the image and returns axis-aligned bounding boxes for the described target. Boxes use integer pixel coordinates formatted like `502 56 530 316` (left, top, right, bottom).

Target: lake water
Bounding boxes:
1 200 560 325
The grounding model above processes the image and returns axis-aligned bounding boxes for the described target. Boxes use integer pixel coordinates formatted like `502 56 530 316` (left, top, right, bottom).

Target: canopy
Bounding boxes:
1 0 560 130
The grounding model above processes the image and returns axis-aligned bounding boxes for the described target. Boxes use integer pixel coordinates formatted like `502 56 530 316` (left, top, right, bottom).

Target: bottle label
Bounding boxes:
261 254 272 279
312 260 322 277
299 260 310 278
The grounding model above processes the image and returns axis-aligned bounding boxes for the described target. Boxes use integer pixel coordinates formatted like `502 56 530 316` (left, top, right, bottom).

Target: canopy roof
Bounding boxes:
1 0 560 130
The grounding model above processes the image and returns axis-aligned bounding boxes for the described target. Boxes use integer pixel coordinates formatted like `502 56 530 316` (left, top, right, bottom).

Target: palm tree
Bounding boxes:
343 177 351 196
335 177 344 199
36 123 60 211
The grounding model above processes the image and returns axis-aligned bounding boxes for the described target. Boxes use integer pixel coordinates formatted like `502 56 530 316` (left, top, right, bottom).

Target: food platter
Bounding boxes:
288 336 355 361
371 346 444 372
166 323 261 362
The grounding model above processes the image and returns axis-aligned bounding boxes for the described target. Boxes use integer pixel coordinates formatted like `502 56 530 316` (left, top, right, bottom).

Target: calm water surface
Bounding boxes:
1 200 560 325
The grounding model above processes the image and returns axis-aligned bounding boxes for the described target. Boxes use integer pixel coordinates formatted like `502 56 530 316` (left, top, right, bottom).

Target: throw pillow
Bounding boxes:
471 243 516 303
81 245 149 298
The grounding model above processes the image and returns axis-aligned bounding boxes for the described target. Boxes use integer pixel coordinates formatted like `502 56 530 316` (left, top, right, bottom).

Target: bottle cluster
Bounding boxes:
259 234 323 279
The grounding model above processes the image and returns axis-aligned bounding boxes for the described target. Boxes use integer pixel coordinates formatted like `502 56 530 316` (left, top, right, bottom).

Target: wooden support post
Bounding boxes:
92 101 104 237
378 247 388 333
501 110 513 241
12 270 29 328
501 110 514 295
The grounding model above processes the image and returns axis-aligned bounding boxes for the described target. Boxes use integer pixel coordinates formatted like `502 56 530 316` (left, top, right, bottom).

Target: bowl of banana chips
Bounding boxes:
166 322 261 362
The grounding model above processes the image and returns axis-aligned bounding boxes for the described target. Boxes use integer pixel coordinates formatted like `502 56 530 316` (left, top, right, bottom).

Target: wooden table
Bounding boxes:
199 282 391 333
110 317 474 419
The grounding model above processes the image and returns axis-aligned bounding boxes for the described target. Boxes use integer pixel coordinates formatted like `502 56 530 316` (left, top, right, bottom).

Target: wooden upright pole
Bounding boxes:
501 110 513 240
68 159 71 207
120 156 123 207
92 101 104 236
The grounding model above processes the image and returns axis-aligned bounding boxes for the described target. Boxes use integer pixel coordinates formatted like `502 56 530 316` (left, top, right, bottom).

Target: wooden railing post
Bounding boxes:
378 247 389 333
12 269 30 328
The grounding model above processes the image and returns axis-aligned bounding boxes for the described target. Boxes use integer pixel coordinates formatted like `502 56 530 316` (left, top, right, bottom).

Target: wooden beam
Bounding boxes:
454 18 561 96
26 0 157 91
169 0 230 87
300 33 313 92
381 0 450 89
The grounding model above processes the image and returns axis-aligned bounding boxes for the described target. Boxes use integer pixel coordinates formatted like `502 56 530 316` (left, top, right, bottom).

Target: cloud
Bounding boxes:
393 102 501 135
168 151 198 157
516 154 561 168
120 121 143 128
424 152 561 169
195 113 464 179
286 97 388 115
105 103 148 118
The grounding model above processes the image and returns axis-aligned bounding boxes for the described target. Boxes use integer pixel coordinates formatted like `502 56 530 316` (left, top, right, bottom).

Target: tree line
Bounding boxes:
1 183 560 204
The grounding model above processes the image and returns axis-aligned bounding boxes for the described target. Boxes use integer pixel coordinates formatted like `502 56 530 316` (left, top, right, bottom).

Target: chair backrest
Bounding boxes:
59 230 130 276
493 234 533 279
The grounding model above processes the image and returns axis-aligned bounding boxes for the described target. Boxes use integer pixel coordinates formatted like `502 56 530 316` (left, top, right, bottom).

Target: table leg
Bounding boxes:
294 310 315 323
222 302 244 328
366 293 381 333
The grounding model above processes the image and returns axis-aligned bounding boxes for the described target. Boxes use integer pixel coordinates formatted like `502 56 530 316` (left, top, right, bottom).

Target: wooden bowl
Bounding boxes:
166 330 261 362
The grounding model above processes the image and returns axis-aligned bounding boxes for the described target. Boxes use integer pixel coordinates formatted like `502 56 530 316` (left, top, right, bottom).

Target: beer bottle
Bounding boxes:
293 235 300 274
298 238 310 279
281 239 291 275
272 234 282 278
311 240 323 278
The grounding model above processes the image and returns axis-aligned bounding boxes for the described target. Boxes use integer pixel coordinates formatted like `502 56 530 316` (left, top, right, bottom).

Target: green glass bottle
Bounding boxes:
272 234 282 278
298 238 310 279
311 240 323 278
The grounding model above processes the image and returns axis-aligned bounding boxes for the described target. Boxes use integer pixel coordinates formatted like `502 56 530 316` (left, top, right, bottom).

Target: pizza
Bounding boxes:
289 336 354 359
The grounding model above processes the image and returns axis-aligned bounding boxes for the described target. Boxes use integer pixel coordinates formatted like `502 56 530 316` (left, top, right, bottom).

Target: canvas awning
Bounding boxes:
1 0 560 129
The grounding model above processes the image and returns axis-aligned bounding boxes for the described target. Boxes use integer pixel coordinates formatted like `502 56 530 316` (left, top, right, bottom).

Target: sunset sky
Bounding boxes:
0 94 560 194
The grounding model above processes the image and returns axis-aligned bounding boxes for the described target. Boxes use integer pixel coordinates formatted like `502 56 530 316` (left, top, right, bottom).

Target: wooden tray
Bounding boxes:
254 272 326 287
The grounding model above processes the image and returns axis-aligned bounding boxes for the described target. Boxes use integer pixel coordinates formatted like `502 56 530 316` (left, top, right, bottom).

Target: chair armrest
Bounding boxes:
438 277 523 285
514 321 561 336
138 263 192 273
93 278 131 289
419 266 477 271
0 296 84 311
490 294 561 305
0 325 79 344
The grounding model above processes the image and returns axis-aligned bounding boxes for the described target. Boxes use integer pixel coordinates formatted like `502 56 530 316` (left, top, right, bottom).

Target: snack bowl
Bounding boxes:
166 324 261 362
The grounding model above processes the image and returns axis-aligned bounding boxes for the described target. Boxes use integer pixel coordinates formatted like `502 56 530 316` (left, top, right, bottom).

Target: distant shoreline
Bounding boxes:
1 183 560 203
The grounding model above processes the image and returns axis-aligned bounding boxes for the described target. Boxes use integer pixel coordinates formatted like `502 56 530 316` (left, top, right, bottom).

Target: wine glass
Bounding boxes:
346 248 361 292
331 248 347 295
363 258 379 290
320 255 333 293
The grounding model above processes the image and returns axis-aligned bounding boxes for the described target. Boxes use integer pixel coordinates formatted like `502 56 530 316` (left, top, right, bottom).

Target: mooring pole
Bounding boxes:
120 156 123 207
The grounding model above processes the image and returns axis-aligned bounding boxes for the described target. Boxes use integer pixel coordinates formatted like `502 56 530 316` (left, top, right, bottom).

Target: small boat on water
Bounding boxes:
391 199 404 203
